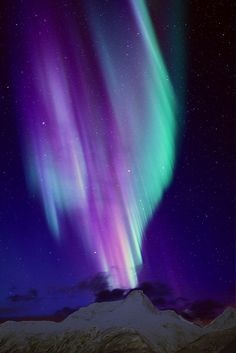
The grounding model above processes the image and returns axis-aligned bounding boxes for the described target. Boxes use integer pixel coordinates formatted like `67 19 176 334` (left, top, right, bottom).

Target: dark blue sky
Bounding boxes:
0 0 235 320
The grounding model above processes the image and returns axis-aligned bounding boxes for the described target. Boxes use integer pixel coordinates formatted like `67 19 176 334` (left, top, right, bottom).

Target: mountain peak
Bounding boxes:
125 290 158 313
126 289 144 297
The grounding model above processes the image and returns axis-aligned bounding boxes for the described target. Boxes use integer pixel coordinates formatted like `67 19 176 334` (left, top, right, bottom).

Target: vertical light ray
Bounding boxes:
19 0 179 288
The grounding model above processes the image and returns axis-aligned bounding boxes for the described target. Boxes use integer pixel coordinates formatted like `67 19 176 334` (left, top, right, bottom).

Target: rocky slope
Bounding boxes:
176 326 236 353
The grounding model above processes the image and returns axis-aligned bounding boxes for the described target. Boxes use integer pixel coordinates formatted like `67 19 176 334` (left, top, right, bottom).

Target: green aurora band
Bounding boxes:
20 0 179 288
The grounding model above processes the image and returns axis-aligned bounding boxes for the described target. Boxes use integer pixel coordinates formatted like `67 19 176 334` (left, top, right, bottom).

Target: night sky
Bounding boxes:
0 0 235 322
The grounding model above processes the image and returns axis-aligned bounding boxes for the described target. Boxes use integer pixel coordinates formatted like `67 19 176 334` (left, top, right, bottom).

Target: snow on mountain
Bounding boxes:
61 290 202 352
206 307 236 331
175 307 236 353
0 290 203 353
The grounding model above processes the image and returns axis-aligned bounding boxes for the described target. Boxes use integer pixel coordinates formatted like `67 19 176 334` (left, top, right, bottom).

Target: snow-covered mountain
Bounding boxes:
0 291 235 353
206 307 236 331
62 290 203 352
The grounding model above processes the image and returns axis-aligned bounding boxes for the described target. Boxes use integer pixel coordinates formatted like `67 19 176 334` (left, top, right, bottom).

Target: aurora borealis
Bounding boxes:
19 0 177 288
0 0 234 320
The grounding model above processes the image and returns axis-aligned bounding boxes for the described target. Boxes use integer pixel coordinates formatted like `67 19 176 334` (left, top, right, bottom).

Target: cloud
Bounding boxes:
93 280 174 306
47 275 229 323
95 288 126 302
0 307 22 315
138 281 173 298
53 307 76 320
124 281 173 308
152 297 166 305
79 272 109 293
49 282 81 296
48 276 173 308
173 297 189 304
48 272 109 297
185 299 224 321
7 289 38 303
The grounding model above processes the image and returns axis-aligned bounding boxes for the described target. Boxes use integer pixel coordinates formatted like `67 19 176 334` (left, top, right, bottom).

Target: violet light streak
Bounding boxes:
19 0 177 288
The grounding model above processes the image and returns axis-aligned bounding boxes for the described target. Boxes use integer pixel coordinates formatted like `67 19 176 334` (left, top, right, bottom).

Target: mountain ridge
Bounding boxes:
0 290 235 353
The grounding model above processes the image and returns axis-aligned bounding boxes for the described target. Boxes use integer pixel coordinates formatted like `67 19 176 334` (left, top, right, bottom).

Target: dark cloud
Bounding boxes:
185 299 224 321
48 272 109 297
49 282 81 296
94 281 174 306
47 276 231 323
228 284 236 302
79 272 109 293
138 281 173 298
0 307 22 315
7 288 38 302
53 307 76 320
124 281 173 308
152 297 166 306
173 297 189 304
0 307 24 323
169 297 191 312
95 288 126 302
49 277 173 307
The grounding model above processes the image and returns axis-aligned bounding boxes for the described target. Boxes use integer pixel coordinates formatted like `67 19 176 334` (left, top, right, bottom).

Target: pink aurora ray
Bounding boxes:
18 0 176 288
